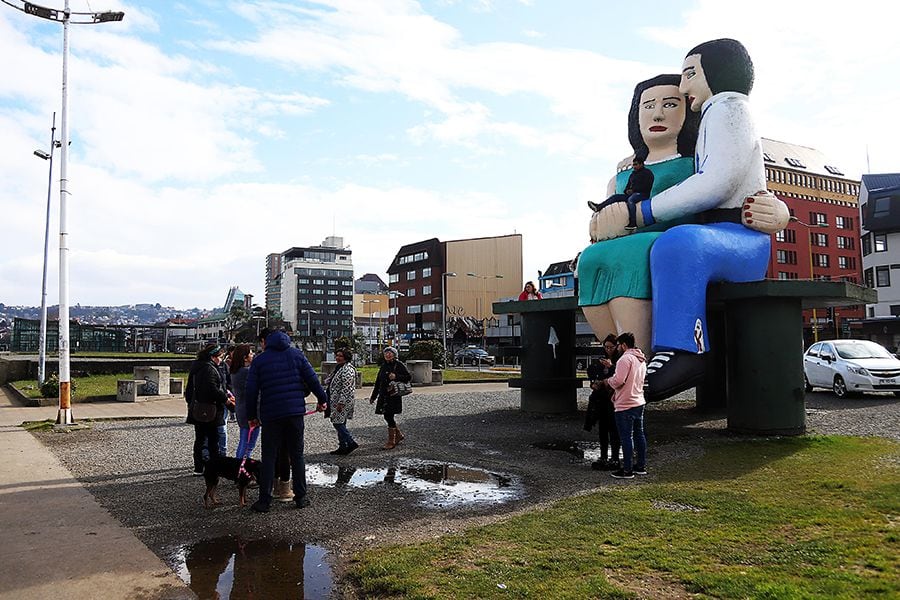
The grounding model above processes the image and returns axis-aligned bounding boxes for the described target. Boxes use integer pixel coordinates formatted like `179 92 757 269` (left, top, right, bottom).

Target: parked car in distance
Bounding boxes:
454 347 496 366
803 339 900 398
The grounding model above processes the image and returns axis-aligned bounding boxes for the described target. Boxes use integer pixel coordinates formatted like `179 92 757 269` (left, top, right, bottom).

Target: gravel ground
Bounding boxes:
32 387 900 597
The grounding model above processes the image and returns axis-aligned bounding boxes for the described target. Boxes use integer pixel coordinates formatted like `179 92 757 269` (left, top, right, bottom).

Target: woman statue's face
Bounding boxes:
638 84 686 149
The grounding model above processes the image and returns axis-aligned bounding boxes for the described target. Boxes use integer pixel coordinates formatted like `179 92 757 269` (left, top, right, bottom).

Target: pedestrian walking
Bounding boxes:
325 347 359 455
369 346 412 449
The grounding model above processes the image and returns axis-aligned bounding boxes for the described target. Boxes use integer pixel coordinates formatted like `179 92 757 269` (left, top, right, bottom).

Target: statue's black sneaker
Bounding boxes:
645 351 707 402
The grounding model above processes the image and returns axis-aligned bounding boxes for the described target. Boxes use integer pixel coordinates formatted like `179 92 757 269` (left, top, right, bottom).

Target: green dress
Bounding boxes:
578 156 694 306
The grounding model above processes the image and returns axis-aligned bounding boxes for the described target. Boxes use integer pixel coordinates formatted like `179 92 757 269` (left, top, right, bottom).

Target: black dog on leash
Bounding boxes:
203 456 261 508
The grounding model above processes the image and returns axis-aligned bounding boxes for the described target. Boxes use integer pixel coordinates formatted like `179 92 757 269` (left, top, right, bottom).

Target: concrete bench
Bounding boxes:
494 280 876 434
116 366 184 402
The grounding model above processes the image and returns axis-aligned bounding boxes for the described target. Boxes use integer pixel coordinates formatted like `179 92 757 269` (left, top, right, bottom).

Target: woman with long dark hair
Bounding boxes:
186 343 229 475
230 343 259 459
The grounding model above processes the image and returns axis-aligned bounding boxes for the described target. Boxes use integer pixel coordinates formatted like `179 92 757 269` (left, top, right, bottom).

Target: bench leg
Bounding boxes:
519 310 577 414
725 297 806 435
695 304 727 412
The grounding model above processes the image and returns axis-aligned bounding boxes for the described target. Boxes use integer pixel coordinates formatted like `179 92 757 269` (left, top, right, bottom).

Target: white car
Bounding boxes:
803 339 900 398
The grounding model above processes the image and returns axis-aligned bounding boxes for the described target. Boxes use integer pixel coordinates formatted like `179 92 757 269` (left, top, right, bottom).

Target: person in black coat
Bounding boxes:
186 344 230 475
369 346 412 449
583 334 621 470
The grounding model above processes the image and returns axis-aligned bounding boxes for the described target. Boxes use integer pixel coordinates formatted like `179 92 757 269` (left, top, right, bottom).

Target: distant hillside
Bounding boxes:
0 302 213 326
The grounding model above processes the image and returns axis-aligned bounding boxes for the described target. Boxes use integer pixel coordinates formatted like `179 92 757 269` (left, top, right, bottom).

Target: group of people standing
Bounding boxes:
584 332 648 479
185 329 412 513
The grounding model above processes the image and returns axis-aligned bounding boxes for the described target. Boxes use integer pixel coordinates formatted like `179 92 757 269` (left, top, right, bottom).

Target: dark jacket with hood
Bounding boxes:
370 358 412 414
185 358 228 426
244 330 327 424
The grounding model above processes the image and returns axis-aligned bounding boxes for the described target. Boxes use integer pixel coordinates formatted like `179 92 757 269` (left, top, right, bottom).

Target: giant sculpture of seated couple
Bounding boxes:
577 38 790 401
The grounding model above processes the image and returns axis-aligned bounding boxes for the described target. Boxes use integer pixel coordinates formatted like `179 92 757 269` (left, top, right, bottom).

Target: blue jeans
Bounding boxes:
235 425 260 459
201 423 228 460
333 422 355 447
614 405 646 473
259 415 306 505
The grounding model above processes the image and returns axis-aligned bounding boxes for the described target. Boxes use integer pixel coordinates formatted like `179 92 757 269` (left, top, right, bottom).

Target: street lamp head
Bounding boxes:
466 272 477 277
445 272 457 278
33 149 51 160
93 10 124 22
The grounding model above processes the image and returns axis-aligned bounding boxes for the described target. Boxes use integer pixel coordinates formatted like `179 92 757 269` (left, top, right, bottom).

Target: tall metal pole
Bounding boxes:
56 0 73 425
38 112 57 386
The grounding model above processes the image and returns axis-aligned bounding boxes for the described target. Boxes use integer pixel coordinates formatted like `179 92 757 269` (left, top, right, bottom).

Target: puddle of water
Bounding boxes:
534 439 622 464
307 459 523 508
169 535 332 599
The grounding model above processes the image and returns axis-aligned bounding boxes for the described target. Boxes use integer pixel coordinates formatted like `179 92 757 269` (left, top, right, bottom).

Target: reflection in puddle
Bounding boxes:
533 439 622 463
307 459 523 508
169 535 332 599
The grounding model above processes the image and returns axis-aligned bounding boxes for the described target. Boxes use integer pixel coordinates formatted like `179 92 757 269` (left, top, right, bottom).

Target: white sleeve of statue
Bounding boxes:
649 97 756 223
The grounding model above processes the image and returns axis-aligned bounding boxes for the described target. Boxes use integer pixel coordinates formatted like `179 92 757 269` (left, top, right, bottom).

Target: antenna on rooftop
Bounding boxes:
866 144 871 174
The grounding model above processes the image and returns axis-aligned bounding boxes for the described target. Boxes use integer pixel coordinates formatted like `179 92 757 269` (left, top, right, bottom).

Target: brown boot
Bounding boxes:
383 427 397 450
394 427 405 445
273 478 293 502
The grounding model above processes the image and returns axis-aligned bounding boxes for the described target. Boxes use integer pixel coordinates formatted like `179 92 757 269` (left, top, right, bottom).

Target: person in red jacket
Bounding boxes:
518 281 542 301
604 332 648 479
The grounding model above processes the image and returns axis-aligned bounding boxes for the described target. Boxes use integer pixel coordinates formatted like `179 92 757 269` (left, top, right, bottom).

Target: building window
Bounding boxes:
407 288 416 297
891 305 900 317
776 229 796 243
813 254 830 268
838 256 854 270
776 250 797 265
389 273 399 284
406 305 422 314
837 236 854 250
398 251 429 265
875 234 888 252
864 268 874 288
423 284 432 295
835 216 853 229
813 233 828 247
876 266 891 287
809 212 827 226
422 267 432 277
862 233 872 256
407 270 416 281
775 230 785 242
312 289 324 295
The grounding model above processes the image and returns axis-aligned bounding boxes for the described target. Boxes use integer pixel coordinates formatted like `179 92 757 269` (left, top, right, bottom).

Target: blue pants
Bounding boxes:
333 422 355 447
650 222 770 353
235 425 260 459
200 424 227 461
258 415 306 505
614 406 646 473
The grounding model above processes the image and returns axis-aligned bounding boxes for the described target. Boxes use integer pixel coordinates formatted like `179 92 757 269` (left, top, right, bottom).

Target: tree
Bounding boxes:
224 305 250 342
408 339 446 369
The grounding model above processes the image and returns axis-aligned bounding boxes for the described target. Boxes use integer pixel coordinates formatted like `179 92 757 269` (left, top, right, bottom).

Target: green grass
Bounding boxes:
356 366 509 385
11 372 189 401
11 367 504 399
350 436 900 599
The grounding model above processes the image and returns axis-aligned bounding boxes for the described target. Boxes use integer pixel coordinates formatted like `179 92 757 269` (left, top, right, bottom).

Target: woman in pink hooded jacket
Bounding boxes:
605 332 647 479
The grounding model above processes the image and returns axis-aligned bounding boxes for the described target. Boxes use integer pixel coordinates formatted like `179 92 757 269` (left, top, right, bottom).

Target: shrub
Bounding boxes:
407 340 447 369
40 373 77 399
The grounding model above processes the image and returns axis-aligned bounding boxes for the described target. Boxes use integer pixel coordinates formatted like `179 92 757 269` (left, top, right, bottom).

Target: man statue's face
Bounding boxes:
680 54 713 112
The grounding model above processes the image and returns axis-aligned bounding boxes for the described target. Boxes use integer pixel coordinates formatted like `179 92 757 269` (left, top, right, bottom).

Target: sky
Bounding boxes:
1 0 898 310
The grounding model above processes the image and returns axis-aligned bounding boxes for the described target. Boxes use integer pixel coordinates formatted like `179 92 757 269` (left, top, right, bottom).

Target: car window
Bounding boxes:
834 341 894 360
819 344 835 359
806 343 821 357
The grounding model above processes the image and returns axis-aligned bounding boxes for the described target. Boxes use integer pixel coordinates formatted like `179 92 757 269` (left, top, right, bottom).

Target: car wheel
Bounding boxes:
832 375 847 399
456 358 463 366
804 374 813 392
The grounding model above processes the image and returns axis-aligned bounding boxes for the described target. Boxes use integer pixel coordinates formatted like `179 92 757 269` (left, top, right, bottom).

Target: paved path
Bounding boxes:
0 382 509 599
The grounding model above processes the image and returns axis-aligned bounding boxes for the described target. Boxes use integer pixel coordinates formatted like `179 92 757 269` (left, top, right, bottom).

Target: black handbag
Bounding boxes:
191 401 216 423
388 381 413 397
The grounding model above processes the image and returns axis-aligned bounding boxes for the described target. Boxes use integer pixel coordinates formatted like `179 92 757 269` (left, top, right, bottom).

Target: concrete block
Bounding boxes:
406 360 432 384
133 366 170 395
116 380 141 403
431 369 443 385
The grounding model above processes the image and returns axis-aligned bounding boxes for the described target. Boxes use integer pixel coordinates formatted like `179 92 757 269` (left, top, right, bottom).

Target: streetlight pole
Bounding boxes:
4 0 124 425
441 272 456 368
33 112 58 386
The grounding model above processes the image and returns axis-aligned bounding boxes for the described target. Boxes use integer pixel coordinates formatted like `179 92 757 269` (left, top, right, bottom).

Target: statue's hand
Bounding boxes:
589 202 630 242
742 190 790 234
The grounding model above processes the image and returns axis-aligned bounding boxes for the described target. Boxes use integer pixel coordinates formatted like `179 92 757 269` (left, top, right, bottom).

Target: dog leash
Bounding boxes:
237 423 257 479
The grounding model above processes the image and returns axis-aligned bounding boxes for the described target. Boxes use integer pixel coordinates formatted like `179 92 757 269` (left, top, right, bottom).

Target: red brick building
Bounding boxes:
762 139 864 343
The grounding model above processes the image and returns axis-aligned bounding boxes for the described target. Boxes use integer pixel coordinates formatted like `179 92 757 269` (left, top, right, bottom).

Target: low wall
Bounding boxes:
0 356 194 385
